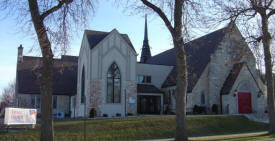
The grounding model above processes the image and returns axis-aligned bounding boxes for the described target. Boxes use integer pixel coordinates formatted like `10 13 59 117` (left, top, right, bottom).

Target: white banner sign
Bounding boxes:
4 108 37 125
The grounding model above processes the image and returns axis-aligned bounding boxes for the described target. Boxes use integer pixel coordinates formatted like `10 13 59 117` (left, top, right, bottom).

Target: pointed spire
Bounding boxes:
140 14 152 63
144 14 148 45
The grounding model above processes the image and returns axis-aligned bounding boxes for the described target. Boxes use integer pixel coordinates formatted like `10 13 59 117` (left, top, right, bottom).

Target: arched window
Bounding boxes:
201 92 205 105
81 66 85 103
107 63 121 103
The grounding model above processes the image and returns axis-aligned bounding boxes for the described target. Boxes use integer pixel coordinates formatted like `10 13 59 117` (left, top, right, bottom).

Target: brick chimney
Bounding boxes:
18 44 23 62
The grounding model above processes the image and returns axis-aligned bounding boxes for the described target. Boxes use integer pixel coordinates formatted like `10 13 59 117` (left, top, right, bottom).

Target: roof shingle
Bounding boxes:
151 27 228 91
17 56 78 96
137 84 163 93
85 30 136 53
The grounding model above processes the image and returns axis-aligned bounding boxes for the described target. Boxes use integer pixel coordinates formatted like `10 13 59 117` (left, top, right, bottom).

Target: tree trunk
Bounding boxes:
261 14 275 134
28 0 54 141
173 1 188 140
174 41 188 141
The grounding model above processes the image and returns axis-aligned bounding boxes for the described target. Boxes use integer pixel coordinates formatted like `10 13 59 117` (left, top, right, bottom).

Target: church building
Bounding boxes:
15 17 267 118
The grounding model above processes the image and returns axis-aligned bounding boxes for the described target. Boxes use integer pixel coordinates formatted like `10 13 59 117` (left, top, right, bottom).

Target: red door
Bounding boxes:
238 92 252 113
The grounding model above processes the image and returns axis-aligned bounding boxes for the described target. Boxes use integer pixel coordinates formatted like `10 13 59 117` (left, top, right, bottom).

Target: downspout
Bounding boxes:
220 94 223 114
124 89 127 117
69 95 71 118
74 96 76 118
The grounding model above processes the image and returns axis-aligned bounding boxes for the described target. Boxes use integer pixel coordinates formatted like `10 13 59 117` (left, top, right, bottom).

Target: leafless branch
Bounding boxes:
140 0 174 35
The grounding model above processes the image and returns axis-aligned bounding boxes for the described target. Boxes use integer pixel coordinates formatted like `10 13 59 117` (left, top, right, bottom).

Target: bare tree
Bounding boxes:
0 81 16 107
211 0 275 134
0 81 16 117
119 0 204 140
0 0 96 141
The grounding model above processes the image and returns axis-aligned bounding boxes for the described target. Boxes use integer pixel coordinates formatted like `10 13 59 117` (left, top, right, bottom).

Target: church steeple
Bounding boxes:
140 15 151 63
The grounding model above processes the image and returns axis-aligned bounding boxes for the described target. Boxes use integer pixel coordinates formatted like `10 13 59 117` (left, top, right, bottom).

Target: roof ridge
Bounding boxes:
150 26 228 59
184 26 227 45
85 29 109 34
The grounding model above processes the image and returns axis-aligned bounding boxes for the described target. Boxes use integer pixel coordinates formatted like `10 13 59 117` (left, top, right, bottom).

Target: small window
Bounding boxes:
136 75 144 83
136 75 151 84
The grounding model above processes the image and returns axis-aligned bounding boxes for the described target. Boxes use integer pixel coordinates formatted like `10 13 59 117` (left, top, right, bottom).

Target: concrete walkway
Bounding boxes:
141 131 269 141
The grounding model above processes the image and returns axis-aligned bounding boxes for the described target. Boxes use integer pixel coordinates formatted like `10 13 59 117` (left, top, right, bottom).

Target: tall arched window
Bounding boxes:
81 66 85 103
107 63 121 103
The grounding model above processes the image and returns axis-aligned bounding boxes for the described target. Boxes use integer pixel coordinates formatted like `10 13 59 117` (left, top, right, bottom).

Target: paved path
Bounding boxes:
141 131 270 141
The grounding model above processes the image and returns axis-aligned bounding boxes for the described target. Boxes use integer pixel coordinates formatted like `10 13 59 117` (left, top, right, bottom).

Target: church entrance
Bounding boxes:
238 92 252 114
137 95 161 114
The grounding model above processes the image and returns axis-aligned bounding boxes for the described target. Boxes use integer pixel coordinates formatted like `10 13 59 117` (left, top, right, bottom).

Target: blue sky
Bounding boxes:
0 1 218 94
0 1 174 94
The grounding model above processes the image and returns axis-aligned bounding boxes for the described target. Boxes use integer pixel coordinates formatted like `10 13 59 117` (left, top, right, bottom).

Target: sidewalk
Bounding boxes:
141 131 269 141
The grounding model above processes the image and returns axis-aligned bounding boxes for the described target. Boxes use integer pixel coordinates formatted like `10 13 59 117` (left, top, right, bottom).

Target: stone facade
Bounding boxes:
125 81 137 115
221 66 267 114
75 29 138 117
89 79 102 116
164 26 266 115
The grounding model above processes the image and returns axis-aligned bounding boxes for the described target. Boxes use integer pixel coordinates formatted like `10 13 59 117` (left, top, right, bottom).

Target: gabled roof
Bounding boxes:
85 30 136 53
137 84 163 93
220 63 245 94
153 27 228 91
17 56 78 96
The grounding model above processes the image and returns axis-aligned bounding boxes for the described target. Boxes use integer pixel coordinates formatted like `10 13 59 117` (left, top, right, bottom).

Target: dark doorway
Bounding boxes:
137 95 161 114
238 92 252 113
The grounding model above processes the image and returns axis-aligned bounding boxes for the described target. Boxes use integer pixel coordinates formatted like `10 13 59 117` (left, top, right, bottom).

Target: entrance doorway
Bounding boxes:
238 92 252 113
137 95 161 114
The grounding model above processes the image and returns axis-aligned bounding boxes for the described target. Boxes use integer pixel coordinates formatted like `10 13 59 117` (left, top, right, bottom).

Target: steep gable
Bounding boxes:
85 29 136 53
146 27 227 91
220 62 244 94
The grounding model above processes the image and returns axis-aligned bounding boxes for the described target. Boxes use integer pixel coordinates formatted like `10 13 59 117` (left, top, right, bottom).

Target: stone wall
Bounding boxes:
221 66 266 114
163 25 264 115
125 81 137 115
207 26 251 113
75 34 90 117
83 30 137 117
89 79 102 116
163 86 193 113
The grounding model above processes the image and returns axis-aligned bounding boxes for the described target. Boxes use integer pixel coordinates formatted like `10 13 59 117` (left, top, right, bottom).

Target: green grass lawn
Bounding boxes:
0 115 270 141
192 134 275 141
